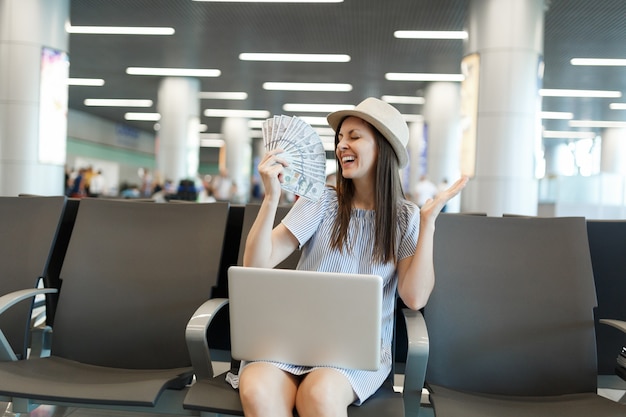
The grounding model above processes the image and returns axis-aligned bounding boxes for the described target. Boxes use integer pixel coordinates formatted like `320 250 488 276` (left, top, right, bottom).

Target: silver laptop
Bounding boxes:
228 266 383 371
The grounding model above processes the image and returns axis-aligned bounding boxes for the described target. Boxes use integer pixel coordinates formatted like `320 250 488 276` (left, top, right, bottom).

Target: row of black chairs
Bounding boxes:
0 196 625 416
0 197 416 417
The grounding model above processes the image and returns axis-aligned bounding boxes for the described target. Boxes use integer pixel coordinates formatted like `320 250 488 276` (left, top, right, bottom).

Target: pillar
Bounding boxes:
407 119 425 196
221 117 252 203
601 128 626 176
0 0 69 196
600 128 626 209
462 0 545 216
422 82 463 212
156 77 200 185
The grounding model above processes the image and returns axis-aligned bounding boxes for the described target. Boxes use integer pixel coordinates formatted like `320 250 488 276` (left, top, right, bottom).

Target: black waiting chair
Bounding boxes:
587 220 626 399
0 196 74 362
184 301 426 416
419 214 626 416
0 198 229 414
587 220 626 372
181 203 427 416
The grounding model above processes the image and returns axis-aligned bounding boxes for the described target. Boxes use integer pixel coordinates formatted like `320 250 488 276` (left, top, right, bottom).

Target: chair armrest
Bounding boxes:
186 298 229 380
0 288 58 362
600 319 626 334
402 308 429 417
0 288 58 315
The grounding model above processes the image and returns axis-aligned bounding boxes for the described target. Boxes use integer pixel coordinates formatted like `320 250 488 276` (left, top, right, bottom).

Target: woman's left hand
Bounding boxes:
420 176 469 223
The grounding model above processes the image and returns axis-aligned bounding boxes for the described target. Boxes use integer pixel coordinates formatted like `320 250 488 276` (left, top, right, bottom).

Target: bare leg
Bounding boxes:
239 362 300 417
295 368 357 417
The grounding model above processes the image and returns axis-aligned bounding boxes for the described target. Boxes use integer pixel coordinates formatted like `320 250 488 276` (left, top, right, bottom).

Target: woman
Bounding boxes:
237 97 467 417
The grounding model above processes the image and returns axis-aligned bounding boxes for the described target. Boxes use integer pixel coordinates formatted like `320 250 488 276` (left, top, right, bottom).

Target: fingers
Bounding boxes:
440 176 469 201
420 176 469 220
261 149 289 168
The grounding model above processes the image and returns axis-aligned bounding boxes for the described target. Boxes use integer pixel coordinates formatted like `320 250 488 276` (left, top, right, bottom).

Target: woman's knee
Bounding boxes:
295 369 355 416
239 363 298 415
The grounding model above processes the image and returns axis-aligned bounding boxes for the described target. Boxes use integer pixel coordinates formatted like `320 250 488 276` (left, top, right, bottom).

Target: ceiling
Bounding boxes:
67 0 626 146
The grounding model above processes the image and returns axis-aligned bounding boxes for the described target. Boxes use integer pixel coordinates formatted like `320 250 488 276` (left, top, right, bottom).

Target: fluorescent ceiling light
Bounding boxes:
200 133 222 140
84 99 153 107
126 67 221 77
200 139 225 148
282 103 354 112
263 82 352 92
382 95 425 105
240 53 350 62
67 78 105 86
200 135 225 148
609 103 626 110
539 89 622 98
299 116 330 126
569 120 626 128
385 73 464 82
204 109 270 118
194 0 342 2
540 111 573 120
198 92 248 100
570 58 626 66
315 127 336 136
248 120 266 129
543 130 597 139
66 25 174 35
124 112 161 121
394 30 467 40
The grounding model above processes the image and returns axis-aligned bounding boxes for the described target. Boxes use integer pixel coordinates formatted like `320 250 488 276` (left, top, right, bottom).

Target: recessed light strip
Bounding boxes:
540 111 573 120
263 82 352 92
282 103 354 112
67 78 105 86
569 120 626 128
66 25 175 35
84 99 153 107
543 130 597 139
539 89 622 98
382 95 425 105
609 103 626 110
127 67 221 77
570 58 626 66
385 73 464 82
394 30 468 40
204 109 270 118
125 112 161 121
240 53 350 62
198 92 248 100
194 0 342 2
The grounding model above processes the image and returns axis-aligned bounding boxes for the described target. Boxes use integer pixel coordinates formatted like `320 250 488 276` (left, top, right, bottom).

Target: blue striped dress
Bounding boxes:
232 186 420 405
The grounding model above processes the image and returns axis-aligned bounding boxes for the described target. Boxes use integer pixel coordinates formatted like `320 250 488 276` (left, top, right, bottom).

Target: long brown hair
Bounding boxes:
330 118 405 264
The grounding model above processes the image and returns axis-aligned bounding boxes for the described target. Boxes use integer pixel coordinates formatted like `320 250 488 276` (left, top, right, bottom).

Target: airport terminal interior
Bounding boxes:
2 0 626 416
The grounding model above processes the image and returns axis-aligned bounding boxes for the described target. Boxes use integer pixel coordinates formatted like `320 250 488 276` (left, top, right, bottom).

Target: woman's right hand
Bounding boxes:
258 149 289 202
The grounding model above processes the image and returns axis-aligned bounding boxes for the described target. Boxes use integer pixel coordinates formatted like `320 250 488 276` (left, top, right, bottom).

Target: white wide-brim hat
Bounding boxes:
327 97 409 168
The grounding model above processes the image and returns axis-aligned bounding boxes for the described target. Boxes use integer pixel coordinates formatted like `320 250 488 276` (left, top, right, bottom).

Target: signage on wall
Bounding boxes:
38 46 69 165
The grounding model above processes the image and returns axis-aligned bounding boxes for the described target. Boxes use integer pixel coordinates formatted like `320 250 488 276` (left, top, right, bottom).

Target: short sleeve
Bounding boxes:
282 187 336 248
397 201 420 261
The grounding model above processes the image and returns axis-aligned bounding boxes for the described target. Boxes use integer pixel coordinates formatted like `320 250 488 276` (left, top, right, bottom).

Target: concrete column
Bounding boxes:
601 128 626 175
407 119 426 196
0 0 69 195
156 77 200 185
221 117 252 203
422 82 463 212
462 0 545 216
